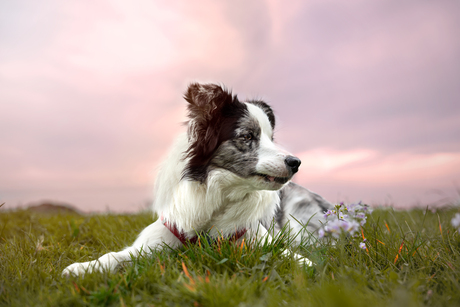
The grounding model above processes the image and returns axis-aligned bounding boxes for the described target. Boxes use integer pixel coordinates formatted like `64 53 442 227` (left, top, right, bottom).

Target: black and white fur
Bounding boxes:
63 83 333 276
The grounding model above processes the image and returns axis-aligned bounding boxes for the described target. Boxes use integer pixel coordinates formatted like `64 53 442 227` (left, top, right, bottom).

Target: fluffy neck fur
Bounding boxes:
153 133 279 238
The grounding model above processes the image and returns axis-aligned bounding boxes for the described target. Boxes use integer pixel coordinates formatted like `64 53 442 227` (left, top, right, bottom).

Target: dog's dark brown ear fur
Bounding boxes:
183 83 246 182
184 83 233 123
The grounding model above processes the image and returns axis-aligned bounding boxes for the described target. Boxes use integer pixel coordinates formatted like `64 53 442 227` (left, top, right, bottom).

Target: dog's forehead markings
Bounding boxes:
245 103 273 137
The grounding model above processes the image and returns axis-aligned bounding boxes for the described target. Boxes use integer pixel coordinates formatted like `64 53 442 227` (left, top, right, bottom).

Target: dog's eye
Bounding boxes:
243 133 253 141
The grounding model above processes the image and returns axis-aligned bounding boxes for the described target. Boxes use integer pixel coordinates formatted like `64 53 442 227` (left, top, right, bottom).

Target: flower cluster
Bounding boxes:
451 213 460 233
319 202 372 249
318 218 360 239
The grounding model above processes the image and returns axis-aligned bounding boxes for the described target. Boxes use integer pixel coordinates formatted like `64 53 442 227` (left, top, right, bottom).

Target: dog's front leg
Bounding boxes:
62 219 182 276
247 223 312 267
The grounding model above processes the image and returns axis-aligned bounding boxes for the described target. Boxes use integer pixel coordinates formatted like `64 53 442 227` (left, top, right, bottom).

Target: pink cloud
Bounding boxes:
294 149 460 207
296 149 460 185
331 152 460 184
297 148 377 174
1 0 459 211
50 1 245 75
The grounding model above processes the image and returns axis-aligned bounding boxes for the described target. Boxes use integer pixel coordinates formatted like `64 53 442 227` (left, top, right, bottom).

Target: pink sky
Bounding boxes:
1 0 459 212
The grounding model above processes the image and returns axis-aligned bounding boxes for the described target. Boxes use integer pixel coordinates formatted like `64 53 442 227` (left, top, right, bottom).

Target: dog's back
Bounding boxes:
267 182 334 245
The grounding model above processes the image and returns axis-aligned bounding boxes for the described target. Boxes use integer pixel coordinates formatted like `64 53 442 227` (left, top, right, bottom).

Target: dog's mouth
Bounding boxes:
255 173 290 184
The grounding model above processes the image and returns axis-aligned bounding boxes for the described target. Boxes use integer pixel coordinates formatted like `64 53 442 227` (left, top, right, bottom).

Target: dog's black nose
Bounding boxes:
285 155 301 174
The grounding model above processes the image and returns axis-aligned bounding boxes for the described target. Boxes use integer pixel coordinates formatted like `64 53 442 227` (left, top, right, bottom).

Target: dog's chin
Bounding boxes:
253 173 291 190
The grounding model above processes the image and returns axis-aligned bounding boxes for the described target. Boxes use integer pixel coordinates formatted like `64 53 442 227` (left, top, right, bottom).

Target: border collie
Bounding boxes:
63 83 333 276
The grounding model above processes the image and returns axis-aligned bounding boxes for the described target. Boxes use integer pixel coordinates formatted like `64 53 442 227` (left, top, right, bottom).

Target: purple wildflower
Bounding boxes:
318 228 325 238
320 201 371 240
359 242 366 249
346 203 358 213
322 219 360 239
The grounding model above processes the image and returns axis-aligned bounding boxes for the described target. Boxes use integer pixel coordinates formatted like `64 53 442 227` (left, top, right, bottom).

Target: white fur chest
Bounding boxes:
155 164 279 237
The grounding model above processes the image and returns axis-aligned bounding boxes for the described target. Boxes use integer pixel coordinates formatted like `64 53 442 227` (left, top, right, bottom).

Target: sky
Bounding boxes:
1 0 459 212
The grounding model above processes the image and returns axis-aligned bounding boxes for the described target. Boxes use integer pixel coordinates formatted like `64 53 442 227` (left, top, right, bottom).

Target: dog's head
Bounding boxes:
182 83 301 191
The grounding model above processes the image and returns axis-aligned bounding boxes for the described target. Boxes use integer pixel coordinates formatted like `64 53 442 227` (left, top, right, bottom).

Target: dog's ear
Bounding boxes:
184 83 234 158
247 100 276 130
184 83 233 122
183 83 244 182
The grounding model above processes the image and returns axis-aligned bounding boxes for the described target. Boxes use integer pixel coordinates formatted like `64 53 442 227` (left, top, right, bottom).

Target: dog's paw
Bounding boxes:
295 254 313 267
62 261 93 277
282 250 313 267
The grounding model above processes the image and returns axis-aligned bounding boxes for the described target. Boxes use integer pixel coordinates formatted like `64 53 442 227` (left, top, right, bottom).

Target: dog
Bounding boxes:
62 83 333 276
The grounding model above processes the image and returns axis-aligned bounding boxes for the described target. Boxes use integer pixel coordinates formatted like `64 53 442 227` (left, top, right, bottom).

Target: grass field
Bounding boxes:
1 205 459 306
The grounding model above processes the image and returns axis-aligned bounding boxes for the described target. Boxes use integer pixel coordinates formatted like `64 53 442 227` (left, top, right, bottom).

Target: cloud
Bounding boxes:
54 1 245 75
297 148 377 174
296 150 460 184
1 0 459 211
294 149 460 207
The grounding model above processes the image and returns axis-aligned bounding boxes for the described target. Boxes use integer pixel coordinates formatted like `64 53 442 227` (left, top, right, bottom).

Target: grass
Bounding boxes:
1 205 460 306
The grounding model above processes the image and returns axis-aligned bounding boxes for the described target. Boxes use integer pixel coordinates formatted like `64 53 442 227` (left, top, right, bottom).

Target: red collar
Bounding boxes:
162 218 246 245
